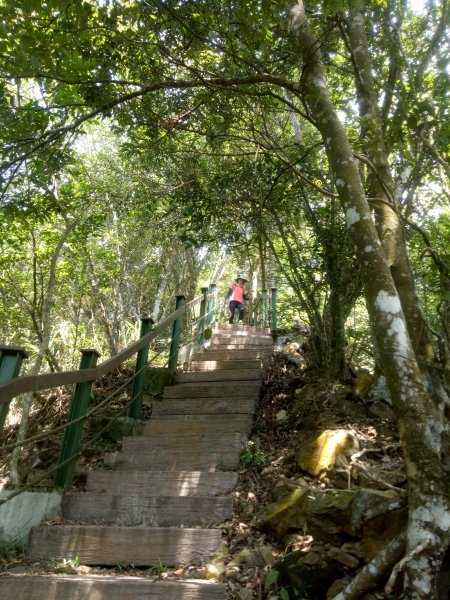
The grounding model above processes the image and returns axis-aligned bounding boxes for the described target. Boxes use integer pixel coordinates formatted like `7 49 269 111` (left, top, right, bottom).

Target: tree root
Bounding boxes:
330 530 406 600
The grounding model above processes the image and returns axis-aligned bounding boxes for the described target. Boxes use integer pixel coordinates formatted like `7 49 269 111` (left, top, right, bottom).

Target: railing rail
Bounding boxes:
0 292 213 406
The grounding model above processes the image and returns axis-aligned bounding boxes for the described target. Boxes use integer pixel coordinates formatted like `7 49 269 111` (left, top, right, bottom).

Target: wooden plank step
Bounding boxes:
0 576 226 600
208 344 273 350
211 334 273 343
176 369 261 383
28 525 223 566
186 359 261 371
114 449 240 471
151 413 254 423
164 382 260 399
215 323 270 333
87 470 238 496
191 350 270 361
121 433 247 453
152 398 255 416
62 493 233 527
143 418 252 436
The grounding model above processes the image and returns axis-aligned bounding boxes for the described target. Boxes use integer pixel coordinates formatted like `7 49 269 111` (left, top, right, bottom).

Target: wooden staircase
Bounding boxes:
0 323 273 599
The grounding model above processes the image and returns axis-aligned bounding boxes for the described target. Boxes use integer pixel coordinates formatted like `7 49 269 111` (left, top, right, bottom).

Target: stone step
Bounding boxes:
121 432 247 454
192 350 270 361
176 369 261 383
114 449 240 471
62 493 233 527
0 576 226 600
186 359 261 371
143 418 252 436
164 382 260 399
152 397 255 417
28 525 222 566
86 470 238 496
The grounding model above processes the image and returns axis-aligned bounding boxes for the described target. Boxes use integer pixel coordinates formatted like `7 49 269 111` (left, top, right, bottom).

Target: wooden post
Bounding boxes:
129 317 154 420
0 345 29 434
168 295 185 372
271 287 278 332
197 287 208 346
55 349 100 490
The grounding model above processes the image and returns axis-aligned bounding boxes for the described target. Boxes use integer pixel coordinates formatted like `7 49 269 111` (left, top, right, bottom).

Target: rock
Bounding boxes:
340 541 363 558
103 451 119 467
355 370 374 399
143 367 175 397
327 546 359 568
368 400 396 421
276 550 343 599
293 384 316 412
90 416 143 442
295 429 359 477
205 541 229 581
328 384 368 418
326 577 352 599
261 487 309 537
237 589 253 600
229 545 274 567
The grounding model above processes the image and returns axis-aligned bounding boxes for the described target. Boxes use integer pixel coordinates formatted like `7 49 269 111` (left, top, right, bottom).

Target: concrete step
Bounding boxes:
186 359 261 371
176 369 261 383
86 470 238 496
152 397 256 417
121 432 247 454
0 576 226 600
28 525 222 566
143 418 252 436
164 382 260 399
62 493 233 527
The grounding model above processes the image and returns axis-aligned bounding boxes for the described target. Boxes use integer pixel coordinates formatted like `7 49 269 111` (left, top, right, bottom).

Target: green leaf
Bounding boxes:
264 569 279 590
280 588 290 600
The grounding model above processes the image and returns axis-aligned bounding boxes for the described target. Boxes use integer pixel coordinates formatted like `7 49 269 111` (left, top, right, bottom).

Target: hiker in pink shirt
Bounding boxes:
226 274 250 323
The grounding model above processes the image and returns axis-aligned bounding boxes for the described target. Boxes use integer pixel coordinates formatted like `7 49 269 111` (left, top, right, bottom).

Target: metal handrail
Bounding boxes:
0 292 213 405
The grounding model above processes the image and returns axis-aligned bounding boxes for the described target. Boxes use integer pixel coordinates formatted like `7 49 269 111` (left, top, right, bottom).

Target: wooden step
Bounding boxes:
176 369 261 383
208 344 273 351
151 413 254 423
186 359 261 371
0 576 226 600
192 350 270 361
164 382 260 399
215 323 270 333
114 449 240 471
152 397 255 417
62 493 233 527
211 334 273 344
121 432 247 453
143 418 252 436
87 470 238 496
28 525 222 566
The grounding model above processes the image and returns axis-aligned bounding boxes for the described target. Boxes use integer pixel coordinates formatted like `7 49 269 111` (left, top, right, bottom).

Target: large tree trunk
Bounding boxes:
345 0 438 382
291 3 450 597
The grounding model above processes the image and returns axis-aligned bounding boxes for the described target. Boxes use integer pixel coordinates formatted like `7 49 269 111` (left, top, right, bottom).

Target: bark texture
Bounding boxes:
291 2 450 597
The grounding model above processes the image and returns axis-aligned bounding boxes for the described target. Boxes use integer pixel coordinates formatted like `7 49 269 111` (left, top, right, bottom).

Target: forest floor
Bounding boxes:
0 347 405 600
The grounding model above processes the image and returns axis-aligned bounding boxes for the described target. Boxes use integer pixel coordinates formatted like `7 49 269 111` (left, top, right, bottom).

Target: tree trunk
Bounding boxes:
291 3 450 596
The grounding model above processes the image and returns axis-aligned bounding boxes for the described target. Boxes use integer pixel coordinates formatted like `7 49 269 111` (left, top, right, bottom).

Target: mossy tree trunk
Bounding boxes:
291 2 450 597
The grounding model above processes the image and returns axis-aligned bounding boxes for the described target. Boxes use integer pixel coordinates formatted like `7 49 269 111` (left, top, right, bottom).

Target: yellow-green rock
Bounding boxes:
296 429 359 477
261 487 308 536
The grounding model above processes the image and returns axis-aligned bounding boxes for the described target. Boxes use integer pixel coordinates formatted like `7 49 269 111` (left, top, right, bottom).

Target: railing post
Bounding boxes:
197 287 208 346
129 317 154 420
271 287 278 332
55 349 100 490
262 288 268 328
168 295 185 372
0 345 29 434
206 283 217 327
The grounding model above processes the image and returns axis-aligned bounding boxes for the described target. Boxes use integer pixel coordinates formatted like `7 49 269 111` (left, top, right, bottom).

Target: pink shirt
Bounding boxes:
230 282 247 303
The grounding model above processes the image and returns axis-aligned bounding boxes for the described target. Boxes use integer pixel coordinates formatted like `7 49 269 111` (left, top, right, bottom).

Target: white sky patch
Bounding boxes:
364 245 373 252
337 109 346 123
346 208 360 227
409 0 425 14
